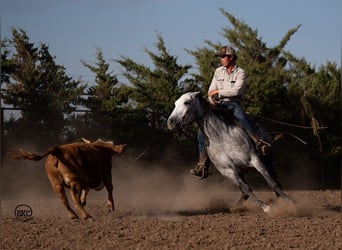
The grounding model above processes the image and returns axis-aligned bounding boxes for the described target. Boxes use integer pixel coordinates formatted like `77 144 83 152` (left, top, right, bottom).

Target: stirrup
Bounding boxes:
190 164 209 179
257 139 272 155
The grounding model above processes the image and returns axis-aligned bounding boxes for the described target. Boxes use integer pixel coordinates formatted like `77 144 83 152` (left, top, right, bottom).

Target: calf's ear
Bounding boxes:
114 144 127 153
81 138 91 143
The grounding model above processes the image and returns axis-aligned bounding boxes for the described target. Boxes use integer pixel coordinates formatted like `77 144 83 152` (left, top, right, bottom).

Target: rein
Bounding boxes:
195 105 209 123
185 99 209 125
254 114 328 130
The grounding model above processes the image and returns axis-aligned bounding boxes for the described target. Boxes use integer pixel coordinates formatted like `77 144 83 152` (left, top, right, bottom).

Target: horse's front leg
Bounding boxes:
230 192 249 212
230 173 250 211
221 167 270 213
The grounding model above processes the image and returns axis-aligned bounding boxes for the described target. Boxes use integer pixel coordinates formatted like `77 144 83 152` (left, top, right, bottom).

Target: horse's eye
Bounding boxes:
184 101 190 105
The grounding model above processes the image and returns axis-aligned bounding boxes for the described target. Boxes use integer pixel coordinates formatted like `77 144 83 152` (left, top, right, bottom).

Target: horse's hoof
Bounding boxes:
229 206 247 213
262 204 271 213
283 196 295 204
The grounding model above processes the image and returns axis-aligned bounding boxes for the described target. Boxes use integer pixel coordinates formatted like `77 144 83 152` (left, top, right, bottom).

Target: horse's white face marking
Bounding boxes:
167 92 200 129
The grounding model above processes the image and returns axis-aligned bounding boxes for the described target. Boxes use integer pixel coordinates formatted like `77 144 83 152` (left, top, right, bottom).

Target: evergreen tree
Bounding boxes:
1 38 13 84
117 33 192 130
75 48 132 142
285 52 341 153
1 28 86 146
116 33 193 159
81 49 129 111
185 41 220 94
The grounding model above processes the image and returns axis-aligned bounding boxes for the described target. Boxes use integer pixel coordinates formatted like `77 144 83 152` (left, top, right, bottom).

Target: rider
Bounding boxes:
190 46 271 178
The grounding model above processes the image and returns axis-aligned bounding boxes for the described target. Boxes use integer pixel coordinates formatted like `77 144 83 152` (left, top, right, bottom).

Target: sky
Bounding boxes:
1 0 341 84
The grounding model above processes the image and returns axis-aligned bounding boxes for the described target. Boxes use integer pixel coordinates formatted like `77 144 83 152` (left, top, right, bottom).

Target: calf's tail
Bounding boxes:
7 147 56 161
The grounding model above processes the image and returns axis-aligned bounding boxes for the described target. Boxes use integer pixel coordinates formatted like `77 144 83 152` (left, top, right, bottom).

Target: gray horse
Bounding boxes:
167 91 292 213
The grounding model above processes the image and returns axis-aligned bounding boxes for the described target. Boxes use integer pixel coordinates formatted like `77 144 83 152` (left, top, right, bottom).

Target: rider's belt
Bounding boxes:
220 98 241 104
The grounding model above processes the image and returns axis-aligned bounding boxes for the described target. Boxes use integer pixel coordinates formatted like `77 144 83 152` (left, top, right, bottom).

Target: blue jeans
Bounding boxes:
197 130 206 153
218 101 257 136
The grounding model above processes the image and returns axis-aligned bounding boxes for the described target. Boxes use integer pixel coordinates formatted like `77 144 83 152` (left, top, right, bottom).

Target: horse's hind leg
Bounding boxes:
252 156 292 202
261 154 284 198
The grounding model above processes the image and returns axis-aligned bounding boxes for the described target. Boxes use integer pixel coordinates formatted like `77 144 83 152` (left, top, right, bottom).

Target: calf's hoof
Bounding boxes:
82 215 94 221
107 202 115 212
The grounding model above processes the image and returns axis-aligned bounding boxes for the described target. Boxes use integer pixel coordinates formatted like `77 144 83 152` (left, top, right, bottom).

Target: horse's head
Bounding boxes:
167 91 204 130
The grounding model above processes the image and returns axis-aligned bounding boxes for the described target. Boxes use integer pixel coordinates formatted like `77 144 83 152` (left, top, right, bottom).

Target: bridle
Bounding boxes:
183 95 209 125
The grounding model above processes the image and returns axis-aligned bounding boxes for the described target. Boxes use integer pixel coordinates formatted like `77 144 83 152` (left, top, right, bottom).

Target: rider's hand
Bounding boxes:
208 90 219 105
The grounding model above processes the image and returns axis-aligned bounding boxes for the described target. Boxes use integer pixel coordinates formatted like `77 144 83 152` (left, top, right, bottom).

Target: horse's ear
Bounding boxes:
193 91 202 98
194 91 204 101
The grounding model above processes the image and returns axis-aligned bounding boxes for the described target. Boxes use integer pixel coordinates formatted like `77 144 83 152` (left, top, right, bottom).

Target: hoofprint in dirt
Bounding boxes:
1 190 340 250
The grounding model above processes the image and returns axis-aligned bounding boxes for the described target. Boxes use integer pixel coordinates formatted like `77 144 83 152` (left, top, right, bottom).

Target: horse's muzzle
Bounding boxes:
167 117 179 130
167 119 175 130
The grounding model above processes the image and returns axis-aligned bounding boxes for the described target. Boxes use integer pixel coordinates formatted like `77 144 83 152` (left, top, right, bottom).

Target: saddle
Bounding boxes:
210 105 272 156
211 106 239 125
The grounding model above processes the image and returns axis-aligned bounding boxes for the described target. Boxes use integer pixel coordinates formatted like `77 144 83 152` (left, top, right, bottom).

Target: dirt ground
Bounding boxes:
1 159 341 249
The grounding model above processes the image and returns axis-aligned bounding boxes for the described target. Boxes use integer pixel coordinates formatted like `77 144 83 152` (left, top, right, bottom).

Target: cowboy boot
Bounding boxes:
248 134 272 156
190 149 210 179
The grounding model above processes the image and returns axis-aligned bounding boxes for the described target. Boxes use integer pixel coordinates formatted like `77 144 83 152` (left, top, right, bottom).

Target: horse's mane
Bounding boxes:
197 94 235 124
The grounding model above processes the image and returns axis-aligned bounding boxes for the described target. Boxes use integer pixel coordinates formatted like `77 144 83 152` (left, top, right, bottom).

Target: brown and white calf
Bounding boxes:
8 140 126 220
